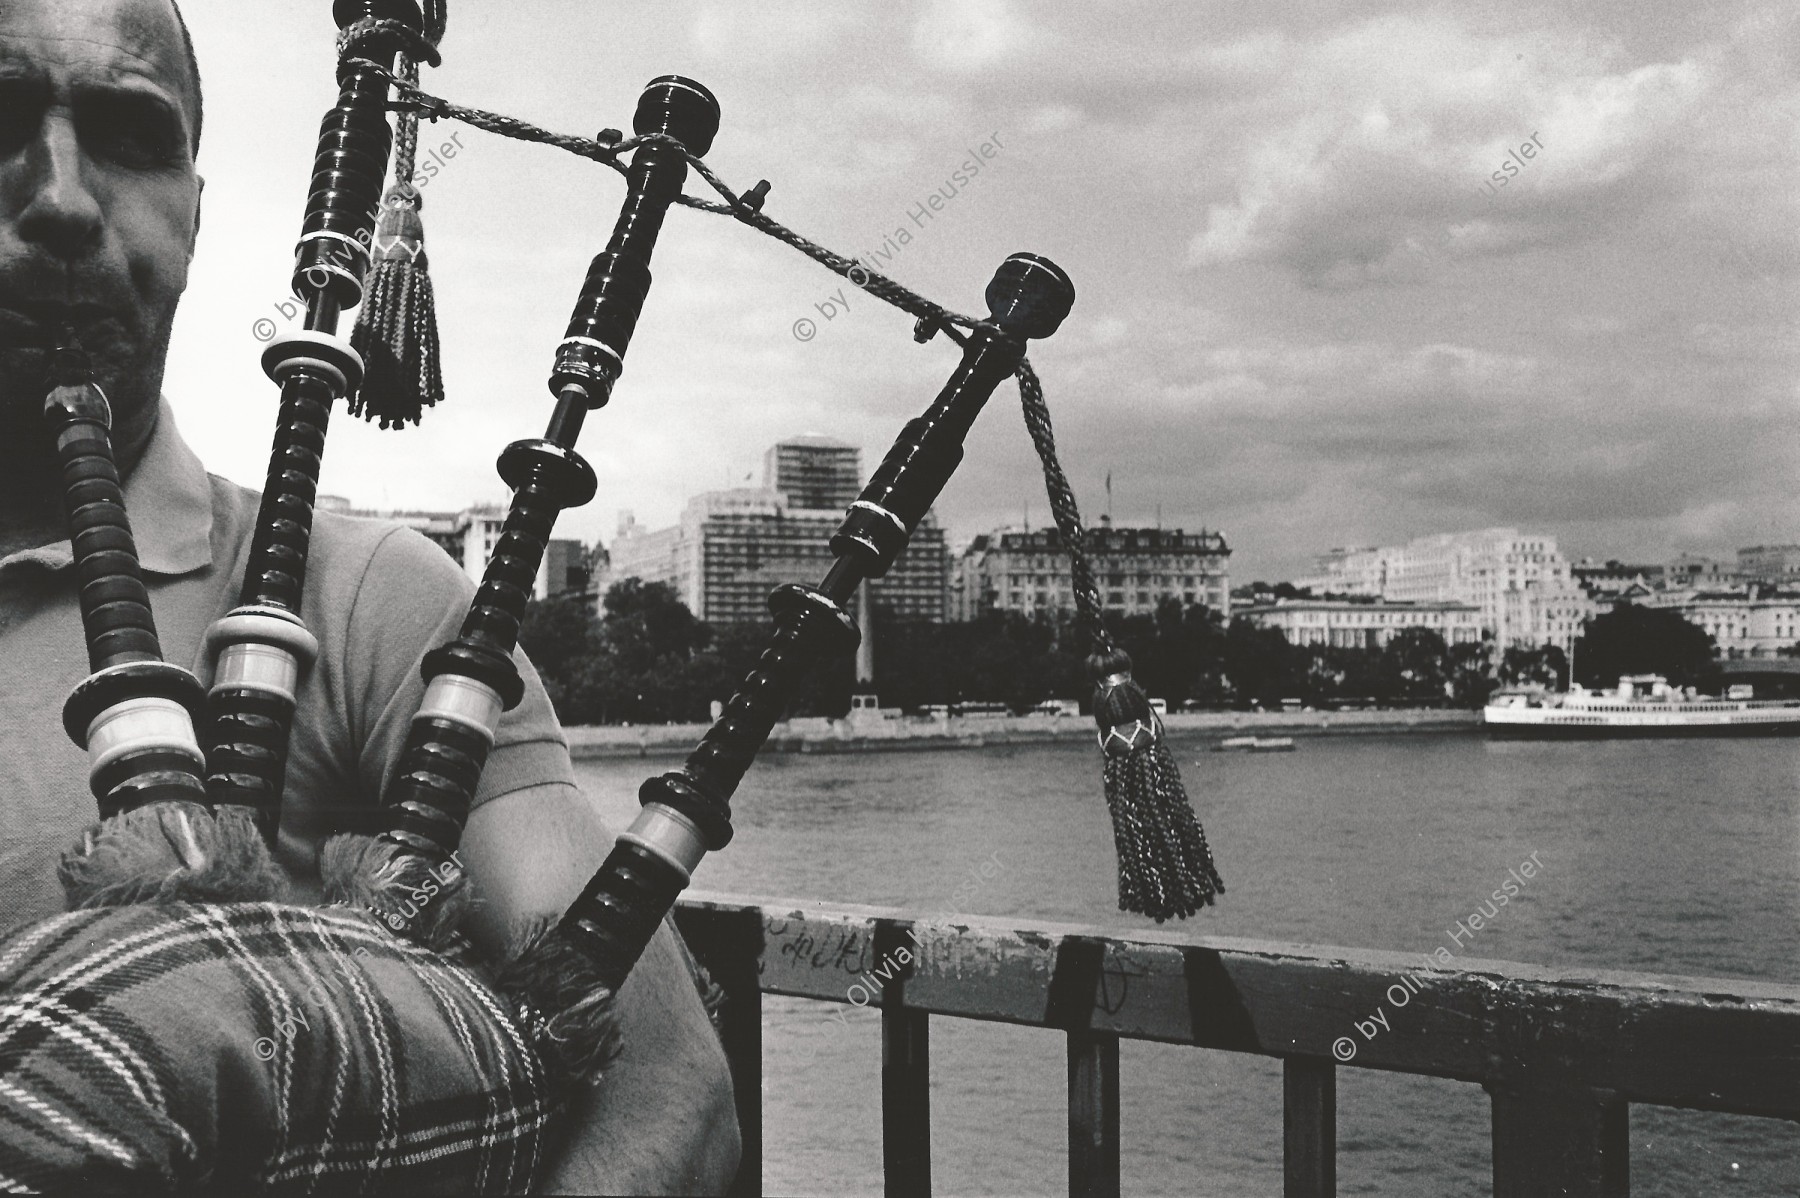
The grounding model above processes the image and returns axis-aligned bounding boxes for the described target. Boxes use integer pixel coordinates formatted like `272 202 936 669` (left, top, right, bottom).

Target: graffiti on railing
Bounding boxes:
763 851 1006 1062
767 920 872 976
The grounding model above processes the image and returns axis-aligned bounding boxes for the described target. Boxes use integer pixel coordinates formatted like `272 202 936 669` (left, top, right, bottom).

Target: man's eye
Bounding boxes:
0 110 33 157
81 98 183 167
0 87 39 157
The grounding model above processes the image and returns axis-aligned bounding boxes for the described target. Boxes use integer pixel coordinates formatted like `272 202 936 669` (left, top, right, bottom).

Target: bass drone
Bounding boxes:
0 1 1217 1191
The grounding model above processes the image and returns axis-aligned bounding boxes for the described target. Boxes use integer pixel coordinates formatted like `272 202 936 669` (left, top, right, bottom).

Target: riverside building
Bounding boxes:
1296 528 1590 655
1237 598 1483 649
957 520 1230 619
604 438 950 624
1643 587 1800 658
1736 545 1800 586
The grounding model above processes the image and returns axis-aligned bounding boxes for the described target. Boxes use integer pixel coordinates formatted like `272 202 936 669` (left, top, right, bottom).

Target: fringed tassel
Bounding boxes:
58 802 286 909
320 836 623 1087
1012 357 1227 921
494 923 624 1087
1090 649 1226 921
317 832 471 950
348 189 444 428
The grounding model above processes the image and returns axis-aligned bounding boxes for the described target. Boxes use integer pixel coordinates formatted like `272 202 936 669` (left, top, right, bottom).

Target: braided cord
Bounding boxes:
1015 361 1113 656
353 68 1108 652
362 69 985 337
392 57 421 191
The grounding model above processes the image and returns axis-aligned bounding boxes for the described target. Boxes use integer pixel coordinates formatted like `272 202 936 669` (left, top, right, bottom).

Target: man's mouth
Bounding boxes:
0 302 121 347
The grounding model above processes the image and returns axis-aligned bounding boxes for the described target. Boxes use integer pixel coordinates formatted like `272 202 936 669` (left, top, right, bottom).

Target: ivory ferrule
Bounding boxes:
414 674 505 743
205 607 320 671
86 696 204 776
259 328 364 392
213 641 303 705
619 803 707 880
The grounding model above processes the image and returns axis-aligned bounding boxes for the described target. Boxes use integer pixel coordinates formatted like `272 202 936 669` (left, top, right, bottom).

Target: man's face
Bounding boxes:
0 0 200 443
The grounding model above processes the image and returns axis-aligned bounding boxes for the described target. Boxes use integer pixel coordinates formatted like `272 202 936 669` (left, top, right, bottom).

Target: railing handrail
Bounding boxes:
674 892 1800 1197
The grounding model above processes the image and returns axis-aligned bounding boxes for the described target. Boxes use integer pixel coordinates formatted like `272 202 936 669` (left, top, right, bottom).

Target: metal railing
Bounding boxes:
672 892 1800 1198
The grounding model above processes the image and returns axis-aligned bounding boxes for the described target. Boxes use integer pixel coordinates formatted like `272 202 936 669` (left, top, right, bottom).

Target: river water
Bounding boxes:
575 731 1800 1196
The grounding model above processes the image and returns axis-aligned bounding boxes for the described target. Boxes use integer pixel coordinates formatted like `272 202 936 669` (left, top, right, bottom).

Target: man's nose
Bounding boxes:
14 113 103 261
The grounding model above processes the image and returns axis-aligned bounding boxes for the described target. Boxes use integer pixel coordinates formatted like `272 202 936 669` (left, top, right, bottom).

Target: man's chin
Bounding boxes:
0 344 54 412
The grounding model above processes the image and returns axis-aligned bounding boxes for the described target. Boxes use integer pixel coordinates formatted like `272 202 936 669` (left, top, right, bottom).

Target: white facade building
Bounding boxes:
958 522 1230 621
1642 589 1800 657
1297 528 1592 655
1238 599 1483 650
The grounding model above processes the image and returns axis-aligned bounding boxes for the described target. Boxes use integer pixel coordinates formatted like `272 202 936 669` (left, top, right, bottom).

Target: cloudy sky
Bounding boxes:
169 1 1797 583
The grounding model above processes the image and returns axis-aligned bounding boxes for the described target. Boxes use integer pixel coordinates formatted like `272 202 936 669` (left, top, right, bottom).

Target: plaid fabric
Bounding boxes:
0 902 559 1195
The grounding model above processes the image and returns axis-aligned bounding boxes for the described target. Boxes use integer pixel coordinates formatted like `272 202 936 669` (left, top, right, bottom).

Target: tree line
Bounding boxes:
521 582 1723 725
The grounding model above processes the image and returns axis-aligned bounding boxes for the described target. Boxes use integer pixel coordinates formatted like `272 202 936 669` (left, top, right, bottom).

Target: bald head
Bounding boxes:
168 0 201 154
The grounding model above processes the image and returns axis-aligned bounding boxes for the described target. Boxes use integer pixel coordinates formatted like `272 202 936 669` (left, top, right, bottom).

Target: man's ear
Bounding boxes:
190 175 204 259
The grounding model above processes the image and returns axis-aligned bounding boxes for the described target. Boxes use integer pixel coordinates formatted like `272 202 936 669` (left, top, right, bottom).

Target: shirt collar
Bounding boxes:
0 397 213 576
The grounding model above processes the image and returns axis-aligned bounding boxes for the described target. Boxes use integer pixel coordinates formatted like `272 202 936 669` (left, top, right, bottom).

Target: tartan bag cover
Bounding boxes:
0 901 559 1194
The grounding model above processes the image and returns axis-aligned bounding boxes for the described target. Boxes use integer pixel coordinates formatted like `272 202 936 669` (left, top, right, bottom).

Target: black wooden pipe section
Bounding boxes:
559 253 1076 988
378 77 720 865
48 331 209 816
199 1 422 839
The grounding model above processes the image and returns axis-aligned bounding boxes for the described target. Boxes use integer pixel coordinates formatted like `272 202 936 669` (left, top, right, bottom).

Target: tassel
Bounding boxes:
1090 649 1225 921
322 839 626 1085
494 923 624 1085
348 188 445 428
318 832 471 950
1011 357 1227 921
59 802 286 909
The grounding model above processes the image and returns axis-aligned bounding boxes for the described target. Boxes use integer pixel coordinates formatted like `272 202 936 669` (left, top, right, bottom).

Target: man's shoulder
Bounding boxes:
206 473 471 608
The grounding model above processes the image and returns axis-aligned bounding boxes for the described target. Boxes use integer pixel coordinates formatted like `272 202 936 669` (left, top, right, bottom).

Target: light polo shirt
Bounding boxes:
0 399 577 922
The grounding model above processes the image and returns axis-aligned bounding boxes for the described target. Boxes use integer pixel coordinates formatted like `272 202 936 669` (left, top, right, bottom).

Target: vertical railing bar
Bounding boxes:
718 957 763 1198
673 906 764 1198
1068 1029 1121 1198
1490 1085 1629 1198
879 919 931 1198
1283 1056 1336 1197
882 1004 932 1197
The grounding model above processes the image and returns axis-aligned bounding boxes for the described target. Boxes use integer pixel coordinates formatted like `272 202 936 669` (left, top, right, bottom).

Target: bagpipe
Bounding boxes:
0 1 1222 1192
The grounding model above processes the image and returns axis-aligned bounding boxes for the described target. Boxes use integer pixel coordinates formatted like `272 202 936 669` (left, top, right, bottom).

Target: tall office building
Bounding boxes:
764 436 863 512
606 440 950 624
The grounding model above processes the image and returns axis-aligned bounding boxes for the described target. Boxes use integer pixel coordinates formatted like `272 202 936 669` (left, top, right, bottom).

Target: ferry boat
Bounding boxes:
1214 735 1298 752
1484 674 1800 737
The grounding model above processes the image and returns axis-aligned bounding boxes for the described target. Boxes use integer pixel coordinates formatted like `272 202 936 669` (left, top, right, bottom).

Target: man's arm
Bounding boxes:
460 782 742 1196
332 527 739 1194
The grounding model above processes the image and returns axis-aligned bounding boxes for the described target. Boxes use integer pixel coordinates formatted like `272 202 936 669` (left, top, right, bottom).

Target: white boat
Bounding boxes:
1214 736 1297 752
1484 674 1800 738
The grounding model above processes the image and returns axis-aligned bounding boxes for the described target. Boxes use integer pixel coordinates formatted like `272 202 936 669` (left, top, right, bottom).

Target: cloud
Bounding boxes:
1183 13 1737 285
